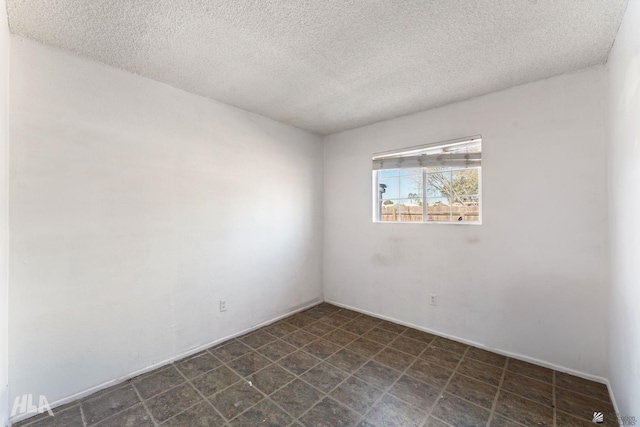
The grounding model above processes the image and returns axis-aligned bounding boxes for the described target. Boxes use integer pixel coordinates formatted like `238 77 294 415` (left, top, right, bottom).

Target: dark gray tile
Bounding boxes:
239 330 277 349
256 339 297 362
175 351 222 379
304 321 336 337
330 376 383 414
230 399 293 426
161 401 225 426
248 363 295 395
326 349 370 374
146 383 202 423
555 388 616 426
191 366 241 397
501 371 552 406
494 390 553 427
445 374 498 409
555 372 611 403
300 362 349 393
405 359 453 388
336 309 362 320
210 381 264 421
271 379 323 417
285 313 317 328
319 314 353 327
228 352 271 377
401 329 436 344
457 358 503 386
210 340 253 363
94 404 153 427
420 346 462 370
374 347 416 372
281 330 318 348
489 414 528 427
431 392 490 427
389 375 440 409
506 359 553 384
82 383 140 425
133 366 185 399
465 347 507 368
19 405 84 427
278 350 321 375
390 336 427 356
430 337 468 354
362 328 398 345
364 394 425 427
298 397 361 427
263 321 298 338
376 321 407 335
424 416 455 427
354 361 401 390
346 338 385 358
324 329 359 347
303 339 342 359
342 319 376 335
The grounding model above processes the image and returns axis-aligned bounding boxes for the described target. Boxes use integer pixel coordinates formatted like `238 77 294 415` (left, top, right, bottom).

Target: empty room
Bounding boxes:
0 0 638 426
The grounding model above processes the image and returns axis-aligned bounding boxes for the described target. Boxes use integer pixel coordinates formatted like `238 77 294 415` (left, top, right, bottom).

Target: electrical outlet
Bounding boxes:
219 300 227 312
429 294 437 306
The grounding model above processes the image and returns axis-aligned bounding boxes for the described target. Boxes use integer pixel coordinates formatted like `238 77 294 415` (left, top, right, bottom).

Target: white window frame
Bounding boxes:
372 136 482 224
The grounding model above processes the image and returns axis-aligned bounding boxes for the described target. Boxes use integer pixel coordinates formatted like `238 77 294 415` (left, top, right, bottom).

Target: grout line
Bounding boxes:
486 354 509 426
130 382 160 427
79 403 87 427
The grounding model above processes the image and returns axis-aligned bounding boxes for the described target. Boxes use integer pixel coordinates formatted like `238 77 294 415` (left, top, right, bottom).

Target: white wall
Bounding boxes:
607 0 640 417
0 0 9 425
8 36 323 409
324 67 610 378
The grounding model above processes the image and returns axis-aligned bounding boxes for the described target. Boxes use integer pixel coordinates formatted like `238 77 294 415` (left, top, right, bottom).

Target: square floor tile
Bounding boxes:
278 350 321 375
298 397 361 427
330 376 383 414
94 404 153 427
389 375 440 409
210 381 264 421
133 366 185 399
191 366 241 397
506 359 553 383
419 346 462 370
161 401 225 427
257 339 297 362
146 383 202 423
303 338 342 359
229 399 293 427
374 347 416 372
364 394 425 427
228 352 271 377
175 351 222 379
456 358 503 386
239 330 277 349
271 379 323 417
494 390 553 427
445 373 497 409
300 362 349 393
390 336 427 357
82 383 140 425
431 392 490 427
248 364 295 395
405 359 453 388
501 371 552 406
210 340 253 363
326 349 370 374
354 361 401 390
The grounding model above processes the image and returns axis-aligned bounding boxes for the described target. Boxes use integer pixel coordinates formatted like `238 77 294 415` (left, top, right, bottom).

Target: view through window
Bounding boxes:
373 136 482 223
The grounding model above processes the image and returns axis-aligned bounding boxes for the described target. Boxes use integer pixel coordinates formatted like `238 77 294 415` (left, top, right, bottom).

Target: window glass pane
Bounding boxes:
379 177 399 200
426 170 451 199
379 169 400 178
398 198 423 222
380 201 398 222
399 167 422 177
427 197 450 222
400 175 422 200
451 169 479 202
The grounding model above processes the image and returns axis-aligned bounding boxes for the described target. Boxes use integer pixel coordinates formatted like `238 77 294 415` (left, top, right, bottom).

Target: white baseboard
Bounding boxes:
325 299 614 389
9 299 322 425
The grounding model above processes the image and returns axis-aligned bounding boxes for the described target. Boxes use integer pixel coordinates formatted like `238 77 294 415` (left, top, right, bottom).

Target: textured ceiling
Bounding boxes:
7 0 628 135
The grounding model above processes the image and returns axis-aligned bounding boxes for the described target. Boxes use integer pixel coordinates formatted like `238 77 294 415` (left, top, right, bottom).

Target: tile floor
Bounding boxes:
14 303 617 427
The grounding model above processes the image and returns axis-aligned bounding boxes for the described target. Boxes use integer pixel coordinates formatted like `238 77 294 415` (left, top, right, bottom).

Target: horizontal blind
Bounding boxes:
372 136 481 171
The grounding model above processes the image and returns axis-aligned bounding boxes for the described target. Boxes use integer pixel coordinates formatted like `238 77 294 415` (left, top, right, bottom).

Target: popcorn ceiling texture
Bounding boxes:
6 0 628 135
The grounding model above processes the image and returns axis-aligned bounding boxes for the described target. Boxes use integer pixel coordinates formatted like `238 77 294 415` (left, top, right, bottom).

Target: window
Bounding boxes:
373 136 482 223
